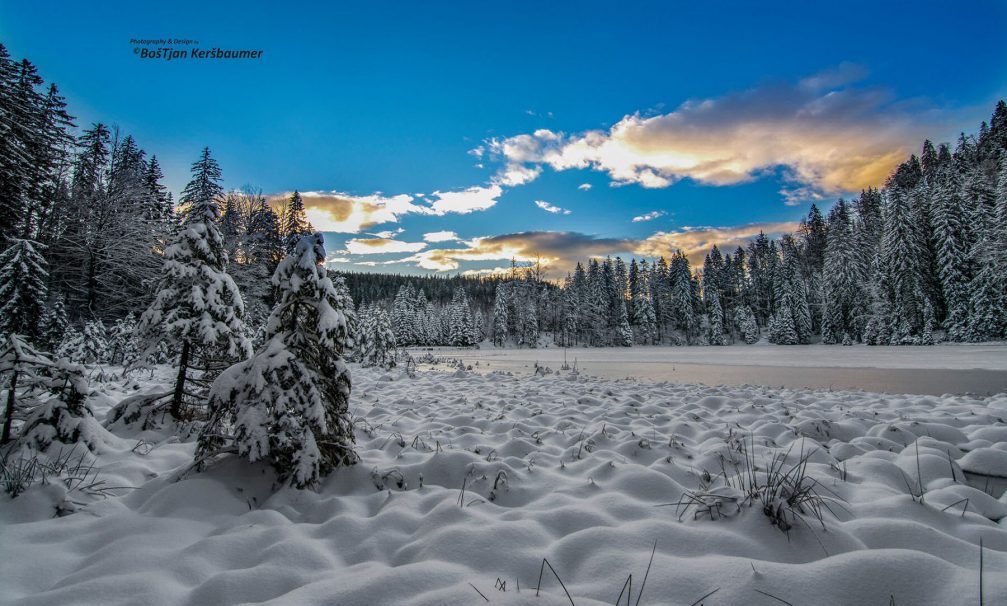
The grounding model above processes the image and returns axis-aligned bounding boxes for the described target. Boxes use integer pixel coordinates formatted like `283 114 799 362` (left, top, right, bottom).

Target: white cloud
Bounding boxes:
369 228 405 238
485 67 933 202
632 210 666 223
285 191 432 234
423 230 460 242
345 238 428 255
578 183 592 191
460 266 515 277
429 184 503 215
534 200 572 215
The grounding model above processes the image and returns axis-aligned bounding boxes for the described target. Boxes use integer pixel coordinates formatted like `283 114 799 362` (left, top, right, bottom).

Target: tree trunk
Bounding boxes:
171 340 190 419
2 370 19 444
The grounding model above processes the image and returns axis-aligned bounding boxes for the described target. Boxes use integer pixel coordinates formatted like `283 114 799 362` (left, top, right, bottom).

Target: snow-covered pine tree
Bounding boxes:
80 320 108 364
667 252 697 342
931 163 972 340
705 288 727 345
769 303 799 345
391 284 418 346
448 287 478 346
0 239 49 344
39 294 68 351
136 147 251 419
108 313 139 366
18 358 98 452
492 282 510 346
821 200 866 343
1 334 53 443
361 305 397 369
197 233 358 488
281 190 312 252
964 155 1007 341
627 259 656 344
734 306 759 344
615 299 633 346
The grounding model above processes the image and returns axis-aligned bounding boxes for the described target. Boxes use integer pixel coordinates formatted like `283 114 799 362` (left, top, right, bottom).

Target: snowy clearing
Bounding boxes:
418 344 1007 396
2 364 1007 605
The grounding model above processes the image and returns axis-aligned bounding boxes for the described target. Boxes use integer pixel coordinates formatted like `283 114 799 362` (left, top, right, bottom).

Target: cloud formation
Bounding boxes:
632 210 666 222
634 222 800 265
428 184 503 215
345 238 428 255
391 222 799 277
423 230 460 243
400 231 635 274
487 67 933 203
273 182 506 234
535 200 572 215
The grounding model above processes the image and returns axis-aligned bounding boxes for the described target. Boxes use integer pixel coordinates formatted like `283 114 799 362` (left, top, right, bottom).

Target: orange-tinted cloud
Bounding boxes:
488 67 937 204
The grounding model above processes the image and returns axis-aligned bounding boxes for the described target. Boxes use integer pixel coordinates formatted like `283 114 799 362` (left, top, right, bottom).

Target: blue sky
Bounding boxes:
3 1 1005 276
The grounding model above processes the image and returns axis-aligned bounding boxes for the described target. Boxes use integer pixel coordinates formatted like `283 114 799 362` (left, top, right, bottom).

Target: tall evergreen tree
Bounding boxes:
198 233 358 488
0 239 48 343
137 148 251 418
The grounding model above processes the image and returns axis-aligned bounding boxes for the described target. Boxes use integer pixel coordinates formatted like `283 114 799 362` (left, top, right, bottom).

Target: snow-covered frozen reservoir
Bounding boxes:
419 344 1007 395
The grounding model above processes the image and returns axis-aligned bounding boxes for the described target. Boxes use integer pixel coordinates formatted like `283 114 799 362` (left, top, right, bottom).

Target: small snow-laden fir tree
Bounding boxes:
107 314 139 366
18 358 99 452
0 239 49 345
735 306 759 344
55 326 84 362
39 294 69 351
136 148 251 419
448 287 478 346
197 233 358 489
360 304 397 369
80 320 109 364
1 335 49 443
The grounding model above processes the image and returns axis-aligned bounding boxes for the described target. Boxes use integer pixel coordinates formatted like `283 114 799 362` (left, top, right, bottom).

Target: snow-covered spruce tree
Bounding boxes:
281 190 312 252
931 164 972 341
615 299 633 346
79 320 109 364
965 155 1007 341
492 283 510 346
108 314 139 366
735 306 759 344
1 334 53 443
38 294 69 351
448 287 478 346
0 239 49 344
136 148 251 419
197 233 358 488
705 288 727 345
18 358 99 452
360 304 397 369
821 200 866 343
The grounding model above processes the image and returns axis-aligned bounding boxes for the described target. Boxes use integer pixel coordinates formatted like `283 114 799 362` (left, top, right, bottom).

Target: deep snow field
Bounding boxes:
3 362 1007 605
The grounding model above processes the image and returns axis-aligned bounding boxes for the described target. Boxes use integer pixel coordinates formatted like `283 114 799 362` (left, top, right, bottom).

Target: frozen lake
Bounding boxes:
412 344 1007 395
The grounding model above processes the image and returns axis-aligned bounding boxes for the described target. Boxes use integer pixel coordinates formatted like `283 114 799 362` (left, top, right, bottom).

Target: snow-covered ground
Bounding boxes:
3 363 1007 605
417 344 1007 396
